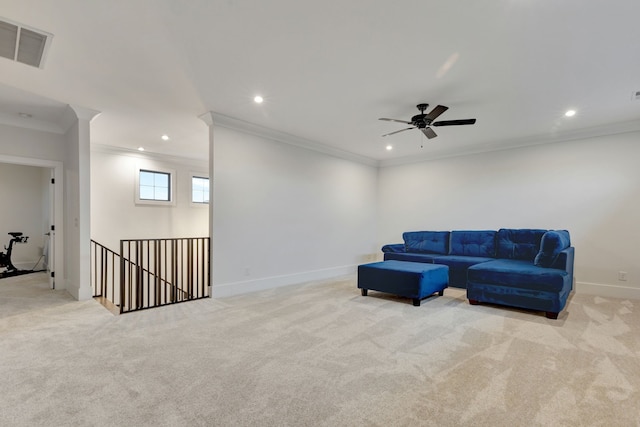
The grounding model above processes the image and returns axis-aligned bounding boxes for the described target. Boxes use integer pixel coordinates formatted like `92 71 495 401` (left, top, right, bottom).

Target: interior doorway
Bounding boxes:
0 155 63 290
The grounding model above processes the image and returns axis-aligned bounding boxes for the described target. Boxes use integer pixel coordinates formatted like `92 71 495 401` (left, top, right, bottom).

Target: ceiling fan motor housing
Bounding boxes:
411 114 430 127
412 104 431 127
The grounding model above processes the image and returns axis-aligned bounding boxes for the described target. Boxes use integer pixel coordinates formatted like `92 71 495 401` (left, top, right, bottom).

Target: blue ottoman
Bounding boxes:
358 260 449 306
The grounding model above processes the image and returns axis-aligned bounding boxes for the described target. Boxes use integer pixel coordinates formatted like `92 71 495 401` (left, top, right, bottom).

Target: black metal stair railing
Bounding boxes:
91 240 121 308
90 237 210 314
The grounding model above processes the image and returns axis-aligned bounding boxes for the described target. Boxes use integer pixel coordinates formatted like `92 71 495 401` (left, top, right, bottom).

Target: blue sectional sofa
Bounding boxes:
382 229 574 319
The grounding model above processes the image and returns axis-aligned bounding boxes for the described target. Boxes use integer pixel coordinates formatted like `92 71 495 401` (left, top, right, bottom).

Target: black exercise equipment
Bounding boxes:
0 232 46 279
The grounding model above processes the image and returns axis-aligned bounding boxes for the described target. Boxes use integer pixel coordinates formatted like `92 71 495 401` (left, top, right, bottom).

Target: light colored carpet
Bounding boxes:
0 273 639 426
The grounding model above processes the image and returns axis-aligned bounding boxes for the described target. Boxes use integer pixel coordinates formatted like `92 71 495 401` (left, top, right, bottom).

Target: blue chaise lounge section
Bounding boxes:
467 229 573 319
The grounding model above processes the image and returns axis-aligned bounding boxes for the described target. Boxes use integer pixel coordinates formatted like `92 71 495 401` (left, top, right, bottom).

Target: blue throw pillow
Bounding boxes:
534 230 571 268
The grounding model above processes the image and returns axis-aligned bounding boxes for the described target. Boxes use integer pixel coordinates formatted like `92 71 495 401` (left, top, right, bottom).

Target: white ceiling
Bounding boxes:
1 0 640 164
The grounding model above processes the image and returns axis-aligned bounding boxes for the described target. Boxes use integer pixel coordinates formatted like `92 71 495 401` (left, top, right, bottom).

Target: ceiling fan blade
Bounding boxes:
382 127 414 137
379 117 412 124
432 119 476 127
421 127 437 139
425 105 449 121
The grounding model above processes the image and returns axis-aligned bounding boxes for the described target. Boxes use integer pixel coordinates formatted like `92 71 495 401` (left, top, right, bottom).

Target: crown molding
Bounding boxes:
198 111 214 126
91 143 208 168
94 113 640 171
378 119 640 168
207 112 379 167
61 104 101 132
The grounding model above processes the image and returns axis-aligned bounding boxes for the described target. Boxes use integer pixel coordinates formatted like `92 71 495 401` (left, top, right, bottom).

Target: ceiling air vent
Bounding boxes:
0 17 52 68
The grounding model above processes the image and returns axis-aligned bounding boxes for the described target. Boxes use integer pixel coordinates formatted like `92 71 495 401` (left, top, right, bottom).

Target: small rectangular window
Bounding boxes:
135 165 176 206
192 176 209 204
139 170 171 201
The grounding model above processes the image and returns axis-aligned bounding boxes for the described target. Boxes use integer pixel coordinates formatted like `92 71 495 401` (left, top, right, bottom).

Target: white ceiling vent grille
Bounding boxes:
0 17 52 68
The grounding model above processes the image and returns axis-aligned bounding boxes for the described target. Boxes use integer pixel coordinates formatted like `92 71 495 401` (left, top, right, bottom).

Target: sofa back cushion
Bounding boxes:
449 230 496 257
403 231 450 254
497 229 547 261
534 230 571 268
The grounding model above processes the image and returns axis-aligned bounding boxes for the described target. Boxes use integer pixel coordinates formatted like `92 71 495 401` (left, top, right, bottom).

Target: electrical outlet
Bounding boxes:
618 271 628 281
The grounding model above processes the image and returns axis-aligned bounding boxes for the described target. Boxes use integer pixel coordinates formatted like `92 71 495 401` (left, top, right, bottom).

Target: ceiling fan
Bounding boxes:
379 103 476 139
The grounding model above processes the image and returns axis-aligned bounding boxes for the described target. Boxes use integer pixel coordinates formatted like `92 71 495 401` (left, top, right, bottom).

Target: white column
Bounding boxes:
199 111 215 295
62 105 100 300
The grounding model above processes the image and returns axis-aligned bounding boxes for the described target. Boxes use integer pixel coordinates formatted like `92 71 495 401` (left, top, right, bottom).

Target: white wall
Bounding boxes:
212 126 378 296
90 147 209 251
0 163 47 268
0 123 66 162
378 131 640 298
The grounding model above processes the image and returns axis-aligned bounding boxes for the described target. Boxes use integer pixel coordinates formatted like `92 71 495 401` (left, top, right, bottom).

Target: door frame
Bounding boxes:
0 154 64 289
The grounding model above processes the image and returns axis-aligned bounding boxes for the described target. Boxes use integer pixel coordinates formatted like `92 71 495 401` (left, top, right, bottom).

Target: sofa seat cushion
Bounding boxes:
432 255 495 288
384 252 438 263
468 259 569 292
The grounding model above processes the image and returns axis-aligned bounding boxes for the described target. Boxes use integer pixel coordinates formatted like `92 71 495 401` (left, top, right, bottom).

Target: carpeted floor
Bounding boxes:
0 273 639 426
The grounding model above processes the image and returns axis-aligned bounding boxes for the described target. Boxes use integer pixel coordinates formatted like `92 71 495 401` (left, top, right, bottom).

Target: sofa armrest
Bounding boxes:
381 243 405 253
552 246 574 277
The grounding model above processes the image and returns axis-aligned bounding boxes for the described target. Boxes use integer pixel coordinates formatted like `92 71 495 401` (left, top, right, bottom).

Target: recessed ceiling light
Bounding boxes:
18 112 32 118
254 95 264 104
565 110 576 117
138 147 145 152
161 134 169 141
386 144 393 151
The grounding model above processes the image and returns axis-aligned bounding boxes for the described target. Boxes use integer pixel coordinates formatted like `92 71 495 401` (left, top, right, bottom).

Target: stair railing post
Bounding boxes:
119 239 125 314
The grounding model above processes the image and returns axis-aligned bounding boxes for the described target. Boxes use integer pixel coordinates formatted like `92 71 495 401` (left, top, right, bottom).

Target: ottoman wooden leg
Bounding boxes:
545 311 559 319
413 298 421 306
468 299 480 305
361 288 368 296
438 290 444 296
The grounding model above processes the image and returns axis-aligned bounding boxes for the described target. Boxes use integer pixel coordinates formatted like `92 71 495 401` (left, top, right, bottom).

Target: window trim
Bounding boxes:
135 165 176 206
190 172 210 207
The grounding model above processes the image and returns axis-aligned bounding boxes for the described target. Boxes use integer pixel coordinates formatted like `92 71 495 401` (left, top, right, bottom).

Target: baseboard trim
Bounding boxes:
575 281 640 300
211 265 357 298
